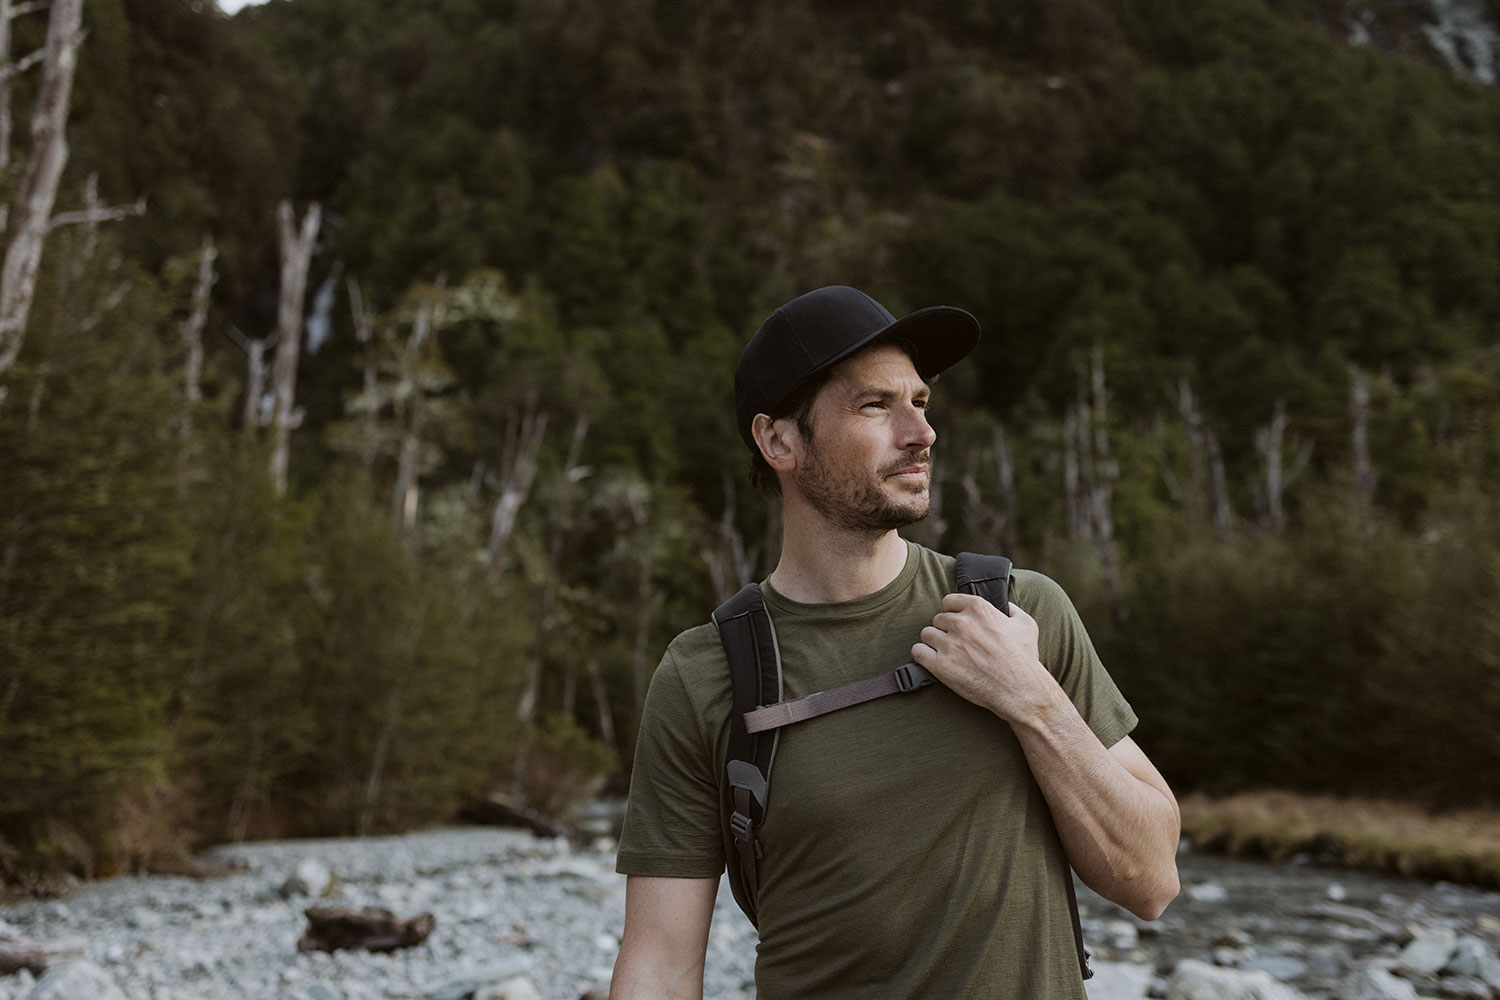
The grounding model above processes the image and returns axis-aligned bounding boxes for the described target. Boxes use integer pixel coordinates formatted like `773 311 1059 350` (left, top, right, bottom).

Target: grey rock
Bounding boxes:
1398 927 1459 977
1086 960 1154 1000
281 858 334 899
425 959 533 1000
1187 882 1230 903
1167 958 1306 999
1435 975 1495 1000
1217 929 1255 949
1340 966 1420 1000
1243 955 1312 981
23 961 129 1000
1446 938 1500 988
1103 919 1141 950
1305 903 1405 939
1216 945 1253 967
474 977 540 1000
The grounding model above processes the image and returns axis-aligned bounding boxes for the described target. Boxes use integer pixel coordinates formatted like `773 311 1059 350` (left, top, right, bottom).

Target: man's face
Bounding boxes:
787 342 936 533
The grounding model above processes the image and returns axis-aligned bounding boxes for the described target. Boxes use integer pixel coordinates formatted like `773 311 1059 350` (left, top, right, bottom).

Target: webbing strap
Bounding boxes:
1065 873 1095 980
743 662 935 734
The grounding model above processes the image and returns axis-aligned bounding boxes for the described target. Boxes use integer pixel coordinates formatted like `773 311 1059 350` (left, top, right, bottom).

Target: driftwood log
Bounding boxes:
460 792 569 839
297 906 435 954
0 930 86 975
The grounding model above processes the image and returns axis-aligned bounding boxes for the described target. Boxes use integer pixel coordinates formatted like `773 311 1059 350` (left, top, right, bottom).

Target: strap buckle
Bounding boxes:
729 810 753 844
894 663 933 692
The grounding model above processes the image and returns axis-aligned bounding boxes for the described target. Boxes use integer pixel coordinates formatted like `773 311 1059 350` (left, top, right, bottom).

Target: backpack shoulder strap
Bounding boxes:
955 551 1012 607
956 551 1093 981
712 583 782 926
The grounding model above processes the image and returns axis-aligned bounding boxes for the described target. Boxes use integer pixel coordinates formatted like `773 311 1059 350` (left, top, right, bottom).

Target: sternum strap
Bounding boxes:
742 662 935 734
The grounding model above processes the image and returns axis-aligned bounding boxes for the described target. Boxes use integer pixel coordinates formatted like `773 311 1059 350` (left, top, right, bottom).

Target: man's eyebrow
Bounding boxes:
848 382 932 400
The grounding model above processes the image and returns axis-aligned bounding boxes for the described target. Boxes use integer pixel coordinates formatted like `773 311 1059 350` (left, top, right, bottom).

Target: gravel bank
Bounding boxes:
7 827 1500 999
0 827 755 1000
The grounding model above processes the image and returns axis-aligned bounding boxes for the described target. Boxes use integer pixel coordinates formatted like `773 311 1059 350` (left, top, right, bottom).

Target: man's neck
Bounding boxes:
766 505 910 604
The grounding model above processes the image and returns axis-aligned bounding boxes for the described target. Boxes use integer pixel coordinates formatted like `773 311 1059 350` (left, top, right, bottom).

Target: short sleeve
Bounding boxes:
615 646 726 878
1012 569 1138 749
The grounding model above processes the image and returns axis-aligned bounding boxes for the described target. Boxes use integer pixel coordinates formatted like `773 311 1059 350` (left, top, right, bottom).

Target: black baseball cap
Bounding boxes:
734 285 981 450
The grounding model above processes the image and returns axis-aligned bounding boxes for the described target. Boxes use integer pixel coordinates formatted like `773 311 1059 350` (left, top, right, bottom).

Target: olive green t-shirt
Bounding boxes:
617 542 1137 999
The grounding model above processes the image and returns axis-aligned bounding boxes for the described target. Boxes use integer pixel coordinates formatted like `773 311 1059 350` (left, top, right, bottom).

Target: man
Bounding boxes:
610 285 1180 999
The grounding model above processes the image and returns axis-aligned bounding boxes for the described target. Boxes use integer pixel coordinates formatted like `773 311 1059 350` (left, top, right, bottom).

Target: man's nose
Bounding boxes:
901 405 937 450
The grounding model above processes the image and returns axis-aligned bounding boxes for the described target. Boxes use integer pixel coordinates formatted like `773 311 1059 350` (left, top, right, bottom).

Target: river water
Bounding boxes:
1079 850 1500 997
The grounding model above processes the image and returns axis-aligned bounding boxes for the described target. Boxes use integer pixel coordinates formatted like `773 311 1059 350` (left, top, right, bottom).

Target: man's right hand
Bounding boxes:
609 875 719 1000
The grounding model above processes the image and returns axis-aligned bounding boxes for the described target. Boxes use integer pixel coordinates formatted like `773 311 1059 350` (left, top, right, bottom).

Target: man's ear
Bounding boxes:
751 413 798 473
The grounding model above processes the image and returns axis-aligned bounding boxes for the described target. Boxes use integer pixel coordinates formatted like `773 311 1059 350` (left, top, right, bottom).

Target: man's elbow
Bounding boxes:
1120 864 1179 922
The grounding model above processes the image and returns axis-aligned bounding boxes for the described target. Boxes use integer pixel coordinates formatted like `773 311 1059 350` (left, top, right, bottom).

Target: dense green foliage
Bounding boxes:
3 0 1500 876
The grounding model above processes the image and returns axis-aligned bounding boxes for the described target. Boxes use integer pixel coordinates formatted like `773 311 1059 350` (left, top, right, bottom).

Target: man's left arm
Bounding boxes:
912 593 1181 920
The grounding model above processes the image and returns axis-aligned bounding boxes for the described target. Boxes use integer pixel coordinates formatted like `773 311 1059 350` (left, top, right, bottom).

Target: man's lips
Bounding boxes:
887 465 929 479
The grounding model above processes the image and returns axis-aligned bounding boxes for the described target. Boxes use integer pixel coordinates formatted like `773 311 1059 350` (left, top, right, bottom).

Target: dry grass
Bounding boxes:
1180 791 1500 888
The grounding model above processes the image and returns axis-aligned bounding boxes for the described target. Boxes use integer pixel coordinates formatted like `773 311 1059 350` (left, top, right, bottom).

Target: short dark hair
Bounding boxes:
745 338 920 497
747 369 831 497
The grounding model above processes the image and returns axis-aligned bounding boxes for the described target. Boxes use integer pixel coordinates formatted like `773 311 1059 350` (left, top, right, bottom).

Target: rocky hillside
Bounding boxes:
1290 0 1500 83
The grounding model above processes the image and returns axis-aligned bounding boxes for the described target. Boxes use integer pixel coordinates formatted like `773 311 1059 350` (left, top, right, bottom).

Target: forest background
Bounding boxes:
2 0 1500 881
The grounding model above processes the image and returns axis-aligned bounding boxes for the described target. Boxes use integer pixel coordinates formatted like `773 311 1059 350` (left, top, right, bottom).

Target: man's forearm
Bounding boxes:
610 875 717 1000
1010 691 1180 920
609 948 705 1000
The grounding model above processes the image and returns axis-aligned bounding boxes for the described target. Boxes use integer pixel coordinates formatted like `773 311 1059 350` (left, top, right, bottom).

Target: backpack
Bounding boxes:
711 552 1093 980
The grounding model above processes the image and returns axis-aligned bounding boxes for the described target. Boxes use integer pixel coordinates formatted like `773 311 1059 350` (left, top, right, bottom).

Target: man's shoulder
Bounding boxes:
1009 566 1071 607
663 619 726 666
658 619 733 702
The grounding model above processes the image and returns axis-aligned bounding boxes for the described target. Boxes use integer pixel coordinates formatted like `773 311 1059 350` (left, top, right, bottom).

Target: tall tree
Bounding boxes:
268 200 320 497
0 0 83 378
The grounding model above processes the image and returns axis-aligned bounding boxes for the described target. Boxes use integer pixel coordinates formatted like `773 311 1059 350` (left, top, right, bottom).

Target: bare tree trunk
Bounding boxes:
1062 409 1087 539
178 234 216 486
1086 348 1124 623
516 415 589 724
702 473 759 602
268 200 321 497
225 325 274 437
485 406 548 577
0 0 15 186
587 660 617 761
244 338 269 434
227 726 264 843
1169 379 1214 523
625 483 663 718
0 1 51 203
391 298 435 531
961 427 1019 555
1208 430 1232 540
0 0 84 377
1350 366 1377 514
346 277 379 469
993 427 1019 555
181 234 215 421
357 688 400 837
1253 399 1312 533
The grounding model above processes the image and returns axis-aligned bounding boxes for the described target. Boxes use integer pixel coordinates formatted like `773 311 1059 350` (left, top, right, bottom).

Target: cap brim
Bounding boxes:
811 304 981 385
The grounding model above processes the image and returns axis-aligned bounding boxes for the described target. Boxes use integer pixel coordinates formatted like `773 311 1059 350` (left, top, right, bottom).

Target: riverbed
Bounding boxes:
2 826 1498 999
